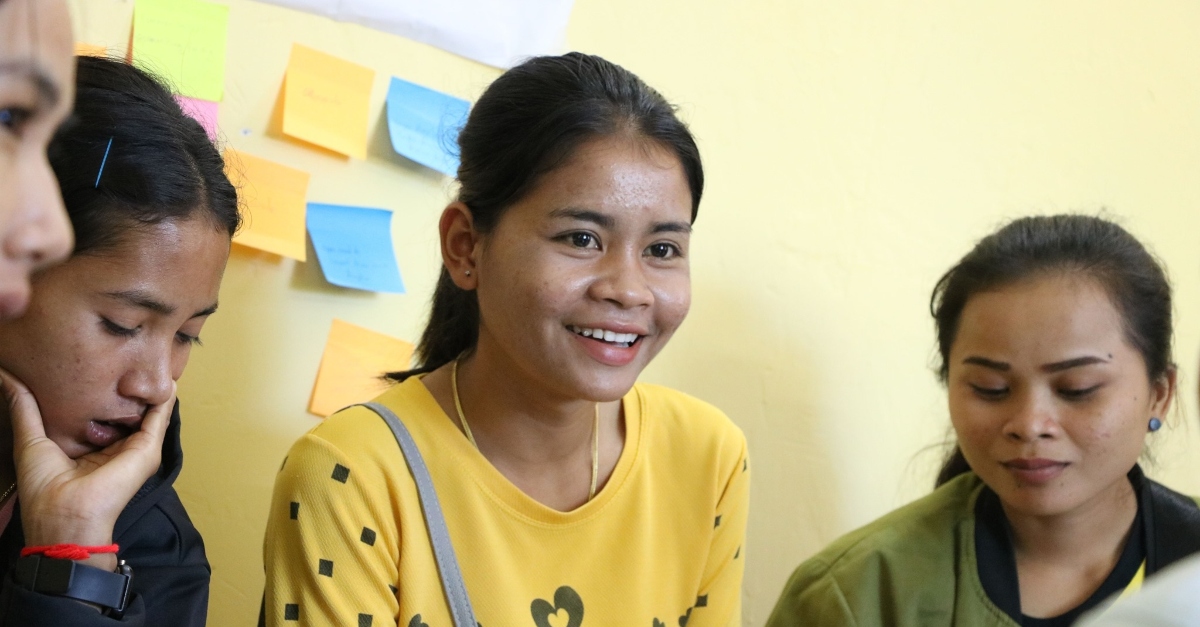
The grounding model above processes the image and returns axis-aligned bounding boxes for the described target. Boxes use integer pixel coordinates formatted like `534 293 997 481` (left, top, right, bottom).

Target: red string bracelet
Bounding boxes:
20 544 119 560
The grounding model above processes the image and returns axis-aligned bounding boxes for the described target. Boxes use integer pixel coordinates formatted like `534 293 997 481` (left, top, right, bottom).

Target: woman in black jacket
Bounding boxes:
0 55 239 625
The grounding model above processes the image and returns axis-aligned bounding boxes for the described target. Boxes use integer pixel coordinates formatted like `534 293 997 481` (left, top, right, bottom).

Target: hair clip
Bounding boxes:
94 137 113 188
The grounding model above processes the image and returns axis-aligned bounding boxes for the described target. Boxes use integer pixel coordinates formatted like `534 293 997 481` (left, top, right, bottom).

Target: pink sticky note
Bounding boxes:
175 95 218 141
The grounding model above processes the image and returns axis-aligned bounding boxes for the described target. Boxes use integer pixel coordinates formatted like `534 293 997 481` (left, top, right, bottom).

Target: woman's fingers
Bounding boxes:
0 365 48 447
88 383 176 488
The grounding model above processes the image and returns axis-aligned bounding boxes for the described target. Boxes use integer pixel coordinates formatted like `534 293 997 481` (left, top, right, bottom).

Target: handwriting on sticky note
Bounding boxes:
224 150 310 261
132 0 229 102
175 96 219 141
306 203 405 293
282 44 375 159
386 77 470 176
309 319 414 417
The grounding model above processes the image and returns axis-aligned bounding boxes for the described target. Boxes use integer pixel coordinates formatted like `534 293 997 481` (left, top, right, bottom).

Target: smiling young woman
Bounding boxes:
0 0 75 319
262 53 749 627
767 215 1200 627
0 56 239 625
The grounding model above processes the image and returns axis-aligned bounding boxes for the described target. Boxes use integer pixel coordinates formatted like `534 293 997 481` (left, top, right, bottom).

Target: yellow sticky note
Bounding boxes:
75 43 106 57
132 0 229 101
282 44 375 159
224 150 310 261
309 319 414 417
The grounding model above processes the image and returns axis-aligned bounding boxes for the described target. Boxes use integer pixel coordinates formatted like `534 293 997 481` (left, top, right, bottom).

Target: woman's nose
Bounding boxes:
592 250 654 309
5 154 73 272
118 347 177 408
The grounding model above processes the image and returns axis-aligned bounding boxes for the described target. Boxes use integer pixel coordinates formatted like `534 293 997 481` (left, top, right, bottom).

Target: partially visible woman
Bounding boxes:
263 52 748 626
0 56 239 625
767 215 1200 626
0 0 75 319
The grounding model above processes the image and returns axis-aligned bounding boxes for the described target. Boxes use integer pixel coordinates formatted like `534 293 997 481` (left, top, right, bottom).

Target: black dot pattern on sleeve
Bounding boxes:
361 527 377 546
714 515 722 528
358 613 373 627
388 584 398 595
289 502 299 520
696 594 708 608
318 559 334 577
734 546 741 559
284 604 299 620
332 463 351 483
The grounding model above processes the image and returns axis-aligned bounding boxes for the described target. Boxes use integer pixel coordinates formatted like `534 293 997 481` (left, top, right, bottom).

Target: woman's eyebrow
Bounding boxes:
651 221 691 234
962 356 1009 371
105 290 219 318
0 61 61 108
105 289 174 315
548 207 613 229
1041 355 1109 373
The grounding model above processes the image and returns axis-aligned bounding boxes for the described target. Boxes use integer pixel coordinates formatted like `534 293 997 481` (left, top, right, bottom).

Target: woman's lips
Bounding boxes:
1002 458 1070 484
85 418 140 449
571 331 642 366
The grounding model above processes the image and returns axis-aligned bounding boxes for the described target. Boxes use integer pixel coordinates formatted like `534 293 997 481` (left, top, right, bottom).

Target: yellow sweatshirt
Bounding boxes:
262 377 749 627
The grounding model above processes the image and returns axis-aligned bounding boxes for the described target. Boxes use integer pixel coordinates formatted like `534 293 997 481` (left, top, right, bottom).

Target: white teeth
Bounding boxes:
569 326 639 345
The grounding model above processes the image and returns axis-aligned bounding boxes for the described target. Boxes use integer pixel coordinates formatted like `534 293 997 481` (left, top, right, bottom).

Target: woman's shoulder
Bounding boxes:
281 379 434 481
785 473 983 589
631 382 744 446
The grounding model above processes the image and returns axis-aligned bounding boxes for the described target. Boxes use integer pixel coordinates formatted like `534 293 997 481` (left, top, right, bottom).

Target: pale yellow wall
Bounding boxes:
68 1 1200 624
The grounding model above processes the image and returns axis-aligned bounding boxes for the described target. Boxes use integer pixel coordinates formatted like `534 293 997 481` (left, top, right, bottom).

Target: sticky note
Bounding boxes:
224 150 310 261
75 43 107 57
386 77 470 176
309 319 414 417
306 203 405 293
282 44 375 159
175 96 218 141
131 0 229 101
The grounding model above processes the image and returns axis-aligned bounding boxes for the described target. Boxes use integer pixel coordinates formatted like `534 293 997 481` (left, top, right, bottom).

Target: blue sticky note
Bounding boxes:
386 77 470 176
306 203 405 293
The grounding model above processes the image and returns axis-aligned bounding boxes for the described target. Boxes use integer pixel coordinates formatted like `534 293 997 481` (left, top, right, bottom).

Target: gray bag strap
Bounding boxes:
357 402 478 627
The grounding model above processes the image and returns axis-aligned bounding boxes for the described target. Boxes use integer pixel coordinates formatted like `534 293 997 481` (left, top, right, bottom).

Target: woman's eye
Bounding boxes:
567 232 598 249
0 108 31 133
101 318 138 337
175 332 202 347
1059 385 1101 400
646 242 681 259
969 384 1008 399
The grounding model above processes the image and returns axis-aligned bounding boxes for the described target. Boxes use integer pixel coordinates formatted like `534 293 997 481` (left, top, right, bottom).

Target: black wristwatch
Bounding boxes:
11 554 132 618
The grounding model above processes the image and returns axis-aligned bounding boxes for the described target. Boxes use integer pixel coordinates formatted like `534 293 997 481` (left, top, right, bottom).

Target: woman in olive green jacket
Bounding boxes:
768 215 1200 627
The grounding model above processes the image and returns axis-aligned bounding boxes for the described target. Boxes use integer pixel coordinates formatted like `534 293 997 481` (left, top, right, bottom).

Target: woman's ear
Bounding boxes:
439 202 479 291
1151 365 1177 423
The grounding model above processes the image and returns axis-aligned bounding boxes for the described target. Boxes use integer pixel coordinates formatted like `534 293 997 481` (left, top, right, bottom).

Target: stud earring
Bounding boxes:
464 270 472 277
1149 417 1163 432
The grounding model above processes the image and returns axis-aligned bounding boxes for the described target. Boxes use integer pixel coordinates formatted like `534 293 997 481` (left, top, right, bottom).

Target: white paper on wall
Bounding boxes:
252 0 575 68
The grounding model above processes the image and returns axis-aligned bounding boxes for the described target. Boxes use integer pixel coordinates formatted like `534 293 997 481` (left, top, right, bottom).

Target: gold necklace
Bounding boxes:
451 360 600 501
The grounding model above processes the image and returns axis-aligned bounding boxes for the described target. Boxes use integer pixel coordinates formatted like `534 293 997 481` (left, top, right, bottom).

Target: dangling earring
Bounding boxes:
1148 417 1163 432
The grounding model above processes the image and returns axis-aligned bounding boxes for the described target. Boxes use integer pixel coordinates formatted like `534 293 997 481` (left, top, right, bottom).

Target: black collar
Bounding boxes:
975 467 1146 626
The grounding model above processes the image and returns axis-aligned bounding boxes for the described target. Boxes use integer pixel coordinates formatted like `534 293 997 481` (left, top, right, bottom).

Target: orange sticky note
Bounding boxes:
309 319 414 417
282 44 375 159
224 150 310 261
75 43 107 57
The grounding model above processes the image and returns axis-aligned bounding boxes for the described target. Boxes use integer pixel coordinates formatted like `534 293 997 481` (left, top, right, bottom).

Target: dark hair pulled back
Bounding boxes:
390 52 704 381
931 214 1173 487
48 56 240 254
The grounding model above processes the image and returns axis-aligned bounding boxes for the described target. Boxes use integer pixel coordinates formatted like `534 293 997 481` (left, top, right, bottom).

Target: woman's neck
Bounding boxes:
421 342 625 511
1003 474 1138 617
